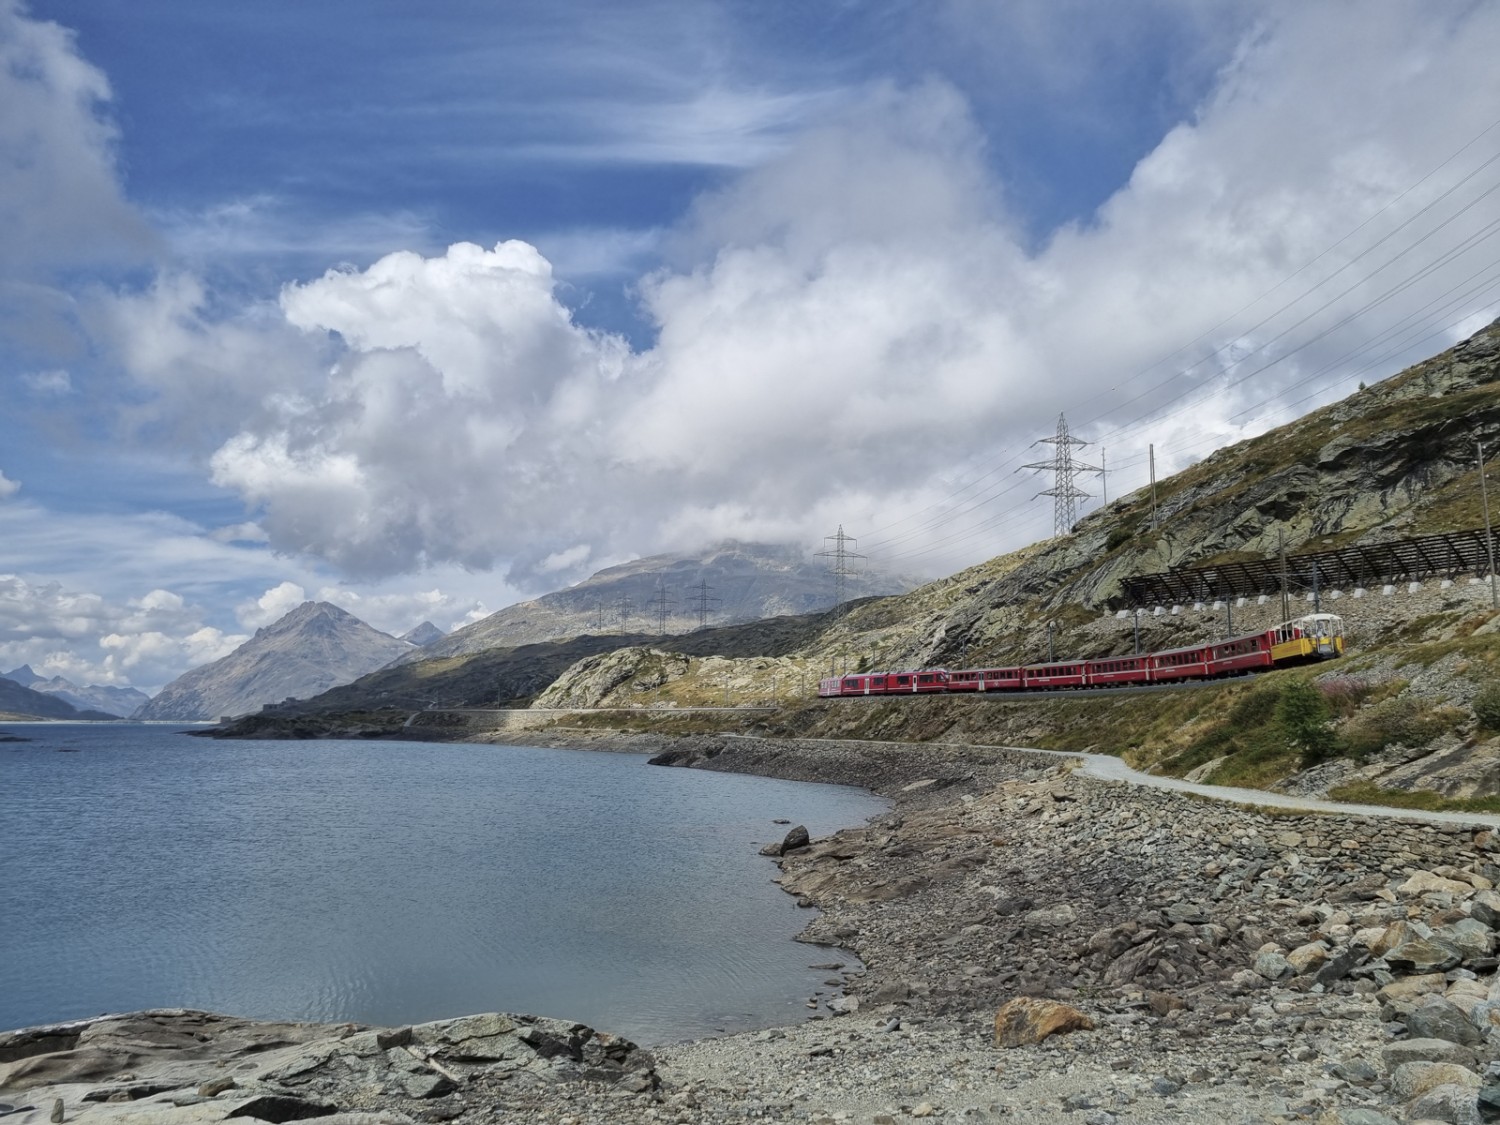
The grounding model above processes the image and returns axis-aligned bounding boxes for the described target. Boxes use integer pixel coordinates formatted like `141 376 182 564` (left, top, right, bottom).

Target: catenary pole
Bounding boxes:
1481 440 1498 610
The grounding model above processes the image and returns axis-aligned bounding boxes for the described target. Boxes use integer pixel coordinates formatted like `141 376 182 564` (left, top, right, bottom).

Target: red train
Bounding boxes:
818 613 1345 698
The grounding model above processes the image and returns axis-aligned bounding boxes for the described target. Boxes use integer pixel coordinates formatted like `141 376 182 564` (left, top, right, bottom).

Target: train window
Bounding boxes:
898 676 910 685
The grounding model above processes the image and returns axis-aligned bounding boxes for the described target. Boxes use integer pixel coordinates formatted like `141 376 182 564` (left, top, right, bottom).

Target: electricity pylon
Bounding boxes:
650 583 673 636
687 579 720 629
1024 412 1102 537
818 525 865 608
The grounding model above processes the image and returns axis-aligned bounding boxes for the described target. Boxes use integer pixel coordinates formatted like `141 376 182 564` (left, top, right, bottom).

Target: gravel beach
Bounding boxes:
6 733 1500 1125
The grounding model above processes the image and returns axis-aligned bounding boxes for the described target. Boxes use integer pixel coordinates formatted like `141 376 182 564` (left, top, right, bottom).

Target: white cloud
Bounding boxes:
0 470 18 499
89 3 1500 588
0 0 153 278
237 581 307 630
0 573 246 692
21 368 71 394
312 586 486 637
538 545 592 574
0 0 154 362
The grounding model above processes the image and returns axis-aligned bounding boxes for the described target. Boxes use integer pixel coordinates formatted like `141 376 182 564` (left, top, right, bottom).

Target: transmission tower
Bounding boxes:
1024 412 1102 537
616 593 633 633
687 579 720 629
593 598 607 632
817 525 866 608
650 583 674 636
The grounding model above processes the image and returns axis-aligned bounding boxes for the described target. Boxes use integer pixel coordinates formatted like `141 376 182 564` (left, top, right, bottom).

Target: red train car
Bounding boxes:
947 667 1025 692
1088 655 1153 686
1022 661 1088 689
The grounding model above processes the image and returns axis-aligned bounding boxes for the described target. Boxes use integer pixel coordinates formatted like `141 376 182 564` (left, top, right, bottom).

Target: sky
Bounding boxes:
3 0 1500 694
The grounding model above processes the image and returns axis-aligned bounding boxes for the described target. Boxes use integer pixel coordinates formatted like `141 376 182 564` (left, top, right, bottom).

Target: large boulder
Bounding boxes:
992 998 1095 1048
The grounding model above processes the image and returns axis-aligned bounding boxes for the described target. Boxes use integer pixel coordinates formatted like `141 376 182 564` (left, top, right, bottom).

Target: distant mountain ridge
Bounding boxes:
133 601 414 721
4 665 150 717
0 675 109 720
399 621 446 646
396 540 918 665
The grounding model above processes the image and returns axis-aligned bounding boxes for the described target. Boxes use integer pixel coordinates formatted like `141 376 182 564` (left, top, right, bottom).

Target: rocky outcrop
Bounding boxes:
133 603 413 721
531 647 690 708
0 1010 657 1124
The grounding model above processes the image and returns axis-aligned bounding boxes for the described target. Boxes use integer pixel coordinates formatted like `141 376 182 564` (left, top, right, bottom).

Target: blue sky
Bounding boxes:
3 0 1499 691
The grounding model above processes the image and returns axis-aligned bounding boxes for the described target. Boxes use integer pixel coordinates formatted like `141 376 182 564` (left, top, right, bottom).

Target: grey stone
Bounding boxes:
1392 1060 1480 1101
1316 1111 1399 1125
1382 1038 1479 1070
1387 938 1464 975
1440 920 1498 959
1409 996 1485 1046
1472 890 1500 929
1314 946 1362 987
1406 1082 1479 1123
1332 1058 1379 1083
1253 951 1292 981
401 1072 456 1099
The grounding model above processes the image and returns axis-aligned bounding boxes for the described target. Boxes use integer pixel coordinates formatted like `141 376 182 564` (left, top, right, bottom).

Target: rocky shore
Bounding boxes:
8 734 1500 1124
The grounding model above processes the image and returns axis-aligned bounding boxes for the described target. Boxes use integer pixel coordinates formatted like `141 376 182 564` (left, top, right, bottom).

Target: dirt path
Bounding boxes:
1002 742 1500 827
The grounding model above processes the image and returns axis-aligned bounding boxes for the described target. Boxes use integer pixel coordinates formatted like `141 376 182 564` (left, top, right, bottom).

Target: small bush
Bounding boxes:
1276 678 1337 766
1476 684 1500 732
1340 696 1461 760
1106 525 1133 552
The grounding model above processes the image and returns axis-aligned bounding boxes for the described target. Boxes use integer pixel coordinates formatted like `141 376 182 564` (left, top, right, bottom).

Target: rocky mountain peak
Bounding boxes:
400 621 446 646
134 601 412 721
3 664 40 687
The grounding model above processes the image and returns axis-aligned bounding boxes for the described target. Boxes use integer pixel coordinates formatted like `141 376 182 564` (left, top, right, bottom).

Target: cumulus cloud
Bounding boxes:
0 470 18 499
208 240 632 578
313 586 487 637
0 0 154 361
99 3 1500 584
236 581 308 630
0 574 246 691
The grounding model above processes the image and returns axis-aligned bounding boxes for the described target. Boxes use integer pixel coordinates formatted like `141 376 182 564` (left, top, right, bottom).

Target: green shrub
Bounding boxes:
1340 696 1456 760
1106 525 1133 552
1476 685 1500 732
1276 678 1337 766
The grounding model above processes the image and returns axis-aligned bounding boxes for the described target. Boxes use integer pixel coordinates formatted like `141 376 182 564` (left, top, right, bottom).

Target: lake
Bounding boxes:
0 724 886 1044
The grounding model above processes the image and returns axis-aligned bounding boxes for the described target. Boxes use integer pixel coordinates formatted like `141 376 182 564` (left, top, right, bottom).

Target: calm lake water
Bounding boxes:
0 724 886 1044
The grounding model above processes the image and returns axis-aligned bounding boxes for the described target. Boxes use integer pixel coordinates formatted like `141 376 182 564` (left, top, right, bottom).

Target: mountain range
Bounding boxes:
395 540 917 665
133 601 417 721
3 666 150 718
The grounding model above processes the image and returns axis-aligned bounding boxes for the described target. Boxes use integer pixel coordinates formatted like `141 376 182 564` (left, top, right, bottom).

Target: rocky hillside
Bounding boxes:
392 541 916 665
134 602 413 721
3 665 149 718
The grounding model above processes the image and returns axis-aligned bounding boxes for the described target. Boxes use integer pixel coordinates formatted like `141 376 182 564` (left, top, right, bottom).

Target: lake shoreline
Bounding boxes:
7 730 1500 1122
